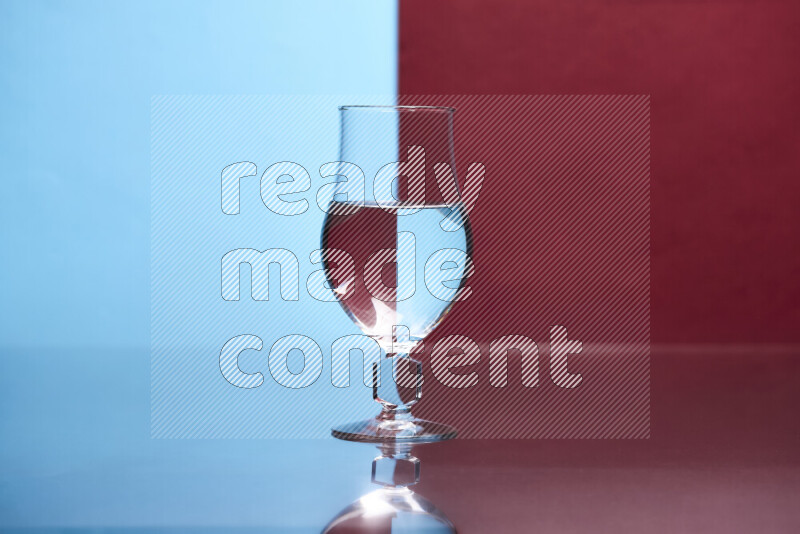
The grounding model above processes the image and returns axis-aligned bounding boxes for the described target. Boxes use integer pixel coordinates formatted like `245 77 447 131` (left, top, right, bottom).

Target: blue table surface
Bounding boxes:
0 349 384 532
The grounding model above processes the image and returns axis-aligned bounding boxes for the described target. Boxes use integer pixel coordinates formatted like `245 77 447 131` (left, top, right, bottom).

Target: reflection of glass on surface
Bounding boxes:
323 443 456 533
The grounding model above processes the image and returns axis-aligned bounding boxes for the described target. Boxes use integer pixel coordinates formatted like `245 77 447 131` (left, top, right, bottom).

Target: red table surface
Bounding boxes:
412 346 800 532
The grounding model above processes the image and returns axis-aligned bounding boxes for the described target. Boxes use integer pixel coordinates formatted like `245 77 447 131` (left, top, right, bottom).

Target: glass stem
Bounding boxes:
372 352 419 419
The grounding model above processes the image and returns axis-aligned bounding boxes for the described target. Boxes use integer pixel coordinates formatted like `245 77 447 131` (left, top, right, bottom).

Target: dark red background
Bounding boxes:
400 0 800 343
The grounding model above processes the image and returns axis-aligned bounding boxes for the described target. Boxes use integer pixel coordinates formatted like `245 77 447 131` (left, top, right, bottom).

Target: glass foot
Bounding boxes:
322 487 456 533
332 415 457 444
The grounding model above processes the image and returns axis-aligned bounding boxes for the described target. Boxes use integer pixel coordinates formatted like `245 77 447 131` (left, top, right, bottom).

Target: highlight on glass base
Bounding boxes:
332 414 457 444
332 352 458 443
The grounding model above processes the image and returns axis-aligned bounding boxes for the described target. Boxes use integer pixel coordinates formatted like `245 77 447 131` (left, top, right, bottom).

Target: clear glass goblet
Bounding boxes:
322 105 473 443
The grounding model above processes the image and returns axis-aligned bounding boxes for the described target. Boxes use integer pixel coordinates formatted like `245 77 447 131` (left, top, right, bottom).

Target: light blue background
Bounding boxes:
0 0 397 530
150 95 394 439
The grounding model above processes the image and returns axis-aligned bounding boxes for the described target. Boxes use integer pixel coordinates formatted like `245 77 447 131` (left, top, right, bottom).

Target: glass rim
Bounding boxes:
339 105 455 113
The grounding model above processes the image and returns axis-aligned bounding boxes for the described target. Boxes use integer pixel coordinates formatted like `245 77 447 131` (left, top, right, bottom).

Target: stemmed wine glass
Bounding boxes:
322 105 473 443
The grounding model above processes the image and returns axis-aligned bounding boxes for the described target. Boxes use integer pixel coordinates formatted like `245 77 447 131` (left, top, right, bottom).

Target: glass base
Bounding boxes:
322 487 456 533
332 415 457 443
